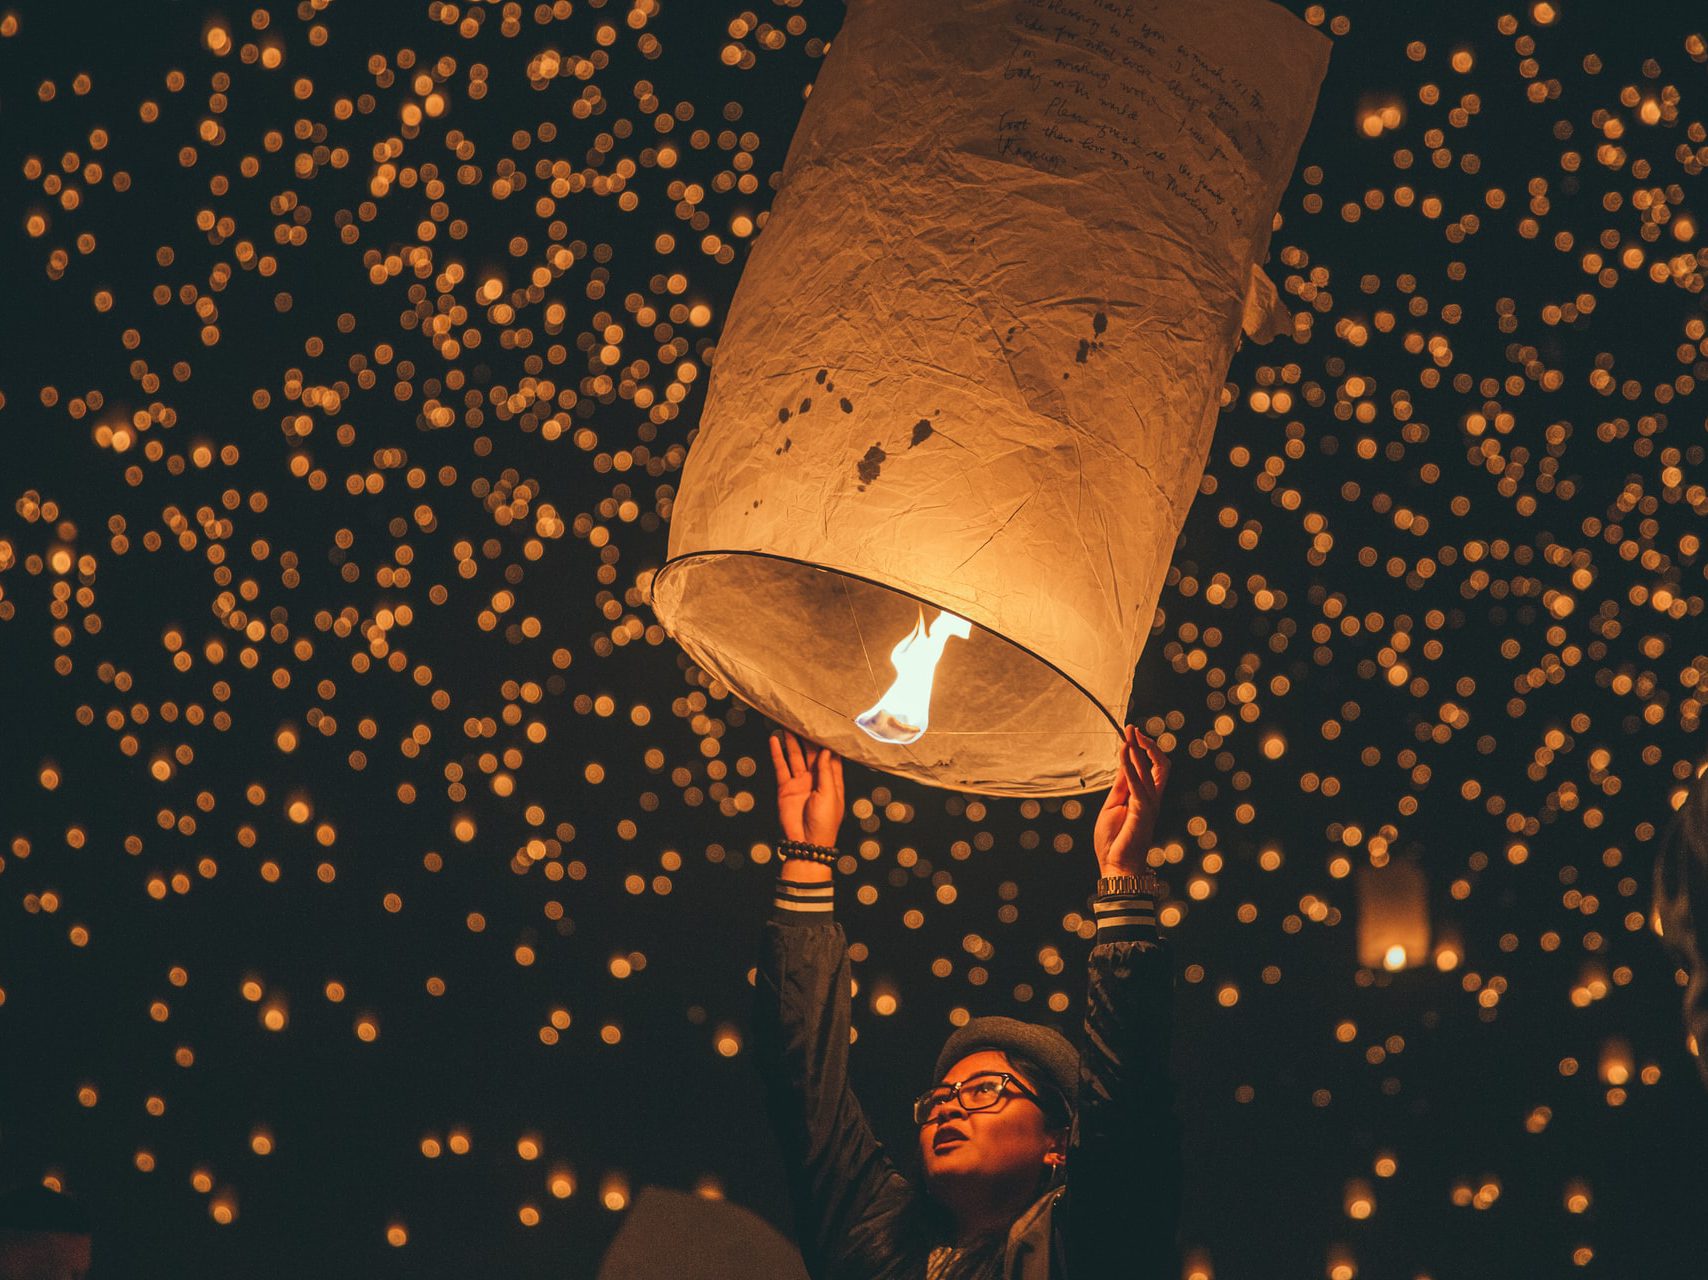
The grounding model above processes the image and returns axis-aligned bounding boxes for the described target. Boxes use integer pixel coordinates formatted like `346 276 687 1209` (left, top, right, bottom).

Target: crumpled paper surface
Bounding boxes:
651 0 1329 795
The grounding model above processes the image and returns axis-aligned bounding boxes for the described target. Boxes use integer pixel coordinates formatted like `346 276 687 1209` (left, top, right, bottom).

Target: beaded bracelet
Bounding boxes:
777 839 840 867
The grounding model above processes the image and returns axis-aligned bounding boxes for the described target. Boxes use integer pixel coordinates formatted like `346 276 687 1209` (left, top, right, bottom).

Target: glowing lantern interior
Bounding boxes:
650 554 1116 796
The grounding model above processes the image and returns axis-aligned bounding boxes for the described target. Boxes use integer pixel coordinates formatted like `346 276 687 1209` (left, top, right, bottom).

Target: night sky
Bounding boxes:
3 1 1708 1277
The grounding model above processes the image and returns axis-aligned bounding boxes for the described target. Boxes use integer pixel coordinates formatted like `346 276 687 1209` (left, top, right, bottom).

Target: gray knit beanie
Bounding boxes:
931 1016 1078 1114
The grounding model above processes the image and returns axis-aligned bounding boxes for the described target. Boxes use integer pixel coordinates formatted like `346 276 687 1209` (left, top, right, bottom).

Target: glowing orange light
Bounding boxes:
855 607 971 745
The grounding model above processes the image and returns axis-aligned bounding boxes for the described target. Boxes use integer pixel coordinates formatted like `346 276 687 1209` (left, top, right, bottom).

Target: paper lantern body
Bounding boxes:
651 0 1329 794
1355 862 1431 971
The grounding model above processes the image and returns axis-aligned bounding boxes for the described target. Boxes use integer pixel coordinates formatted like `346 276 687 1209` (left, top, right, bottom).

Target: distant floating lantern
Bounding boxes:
650 0 1329 794
1598 1037 1633 1087
1355 862 1430 971
1342 1178 1375 1220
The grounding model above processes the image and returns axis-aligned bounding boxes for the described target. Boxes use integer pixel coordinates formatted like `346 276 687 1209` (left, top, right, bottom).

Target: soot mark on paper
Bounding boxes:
1076 310 1110 363
855 443 887 490
910 419 934 447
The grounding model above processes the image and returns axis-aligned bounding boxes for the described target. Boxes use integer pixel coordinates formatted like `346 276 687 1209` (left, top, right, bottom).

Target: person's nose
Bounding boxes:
926 1092 967 1126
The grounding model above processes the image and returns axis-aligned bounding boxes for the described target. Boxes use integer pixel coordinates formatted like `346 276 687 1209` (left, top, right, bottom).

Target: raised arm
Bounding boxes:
750 731 913 1279
1062 727 1183 1278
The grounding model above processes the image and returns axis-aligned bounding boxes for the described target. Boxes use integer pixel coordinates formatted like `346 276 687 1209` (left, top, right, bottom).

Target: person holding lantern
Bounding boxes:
753 726 1180 1280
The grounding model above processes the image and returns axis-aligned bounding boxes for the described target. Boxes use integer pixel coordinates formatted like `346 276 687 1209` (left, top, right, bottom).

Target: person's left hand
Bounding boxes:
1093 725 1170 875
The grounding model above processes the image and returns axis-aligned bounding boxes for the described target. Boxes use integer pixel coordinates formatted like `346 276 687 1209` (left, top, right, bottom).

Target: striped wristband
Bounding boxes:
1091 892 1158 942
773 877 835 921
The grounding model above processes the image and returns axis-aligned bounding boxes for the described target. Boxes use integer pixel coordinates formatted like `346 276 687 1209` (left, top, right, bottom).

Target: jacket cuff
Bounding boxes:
771 877 835 925
1092 892 1158 943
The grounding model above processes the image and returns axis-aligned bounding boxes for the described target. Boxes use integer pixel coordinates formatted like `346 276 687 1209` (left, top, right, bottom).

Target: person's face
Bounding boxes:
917 1050 1064 1193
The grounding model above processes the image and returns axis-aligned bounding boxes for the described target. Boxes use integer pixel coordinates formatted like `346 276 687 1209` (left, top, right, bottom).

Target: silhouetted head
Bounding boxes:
0 1184 93 1280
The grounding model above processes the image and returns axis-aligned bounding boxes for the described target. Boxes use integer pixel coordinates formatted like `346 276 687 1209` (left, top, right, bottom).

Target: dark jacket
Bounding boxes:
752 880 1182 1279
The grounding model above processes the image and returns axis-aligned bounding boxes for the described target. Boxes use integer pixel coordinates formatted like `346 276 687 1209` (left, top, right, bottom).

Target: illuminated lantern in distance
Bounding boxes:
1356 862 1431 972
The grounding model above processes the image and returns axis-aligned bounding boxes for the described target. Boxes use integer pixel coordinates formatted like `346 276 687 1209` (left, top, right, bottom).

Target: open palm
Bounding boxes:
768 729 844 847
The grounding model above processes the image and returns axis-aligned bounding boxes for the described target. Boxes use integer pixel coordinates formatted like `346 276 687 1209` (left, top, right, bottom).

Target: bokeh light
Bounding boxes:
1 2 1706 1276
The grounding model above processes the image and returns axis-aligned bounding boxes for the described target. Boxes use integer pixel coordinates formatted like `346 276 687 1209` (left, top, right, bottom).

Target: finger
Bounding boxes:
768 733 788 782
815 743 833 789
1120 740 1153 805
1127 749 1159 812
831 751 845 798
1126 728 1162 792
1129 780 1156 814
1140 738 1170 790
784 731 808 777
1107 730 1133 792
1105 759 1131 809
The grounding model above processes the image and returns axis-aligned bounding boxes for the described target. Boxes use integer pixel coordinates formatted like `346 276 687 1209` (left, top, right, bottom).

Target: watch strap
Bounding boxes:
1095 871 1161 899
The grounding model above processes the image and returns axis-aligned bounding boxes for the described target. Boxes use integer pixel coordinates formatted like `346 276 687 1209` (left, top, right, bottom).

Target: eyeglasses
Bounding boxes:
912 1072 1043 1127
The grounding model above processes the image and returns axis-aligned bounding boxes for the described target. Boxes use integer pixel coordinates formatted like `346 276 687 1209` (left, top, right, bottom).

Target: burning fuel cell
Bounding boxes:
854 608 973 747
648 0 1329 795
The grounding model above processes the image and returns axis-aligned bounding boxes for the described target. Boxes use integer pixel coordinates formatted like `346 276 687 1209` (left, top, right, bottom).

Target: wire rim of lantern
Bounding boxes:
652 546 1128 748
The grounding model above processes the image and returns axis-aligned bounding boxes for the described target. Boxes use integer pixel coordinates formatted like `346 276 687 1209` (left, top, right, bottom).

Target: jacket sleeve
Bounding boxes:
1059 888 1183 1279
751 875 915 1279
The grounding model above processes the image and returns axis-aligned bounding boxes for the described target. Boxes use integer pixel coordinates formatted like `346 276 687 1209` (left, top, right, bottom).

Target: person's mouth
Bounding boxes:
932 1126 969 1151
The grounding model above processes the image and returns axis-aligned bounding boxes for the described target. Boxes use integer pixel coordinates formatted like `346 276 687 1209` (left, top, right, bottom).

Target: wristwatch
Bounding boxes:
1095 872 1161 898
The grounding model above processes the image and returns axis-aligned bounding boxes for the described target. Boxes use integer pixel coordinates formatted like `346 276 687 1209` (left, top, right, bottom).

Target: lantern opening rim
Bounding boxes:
651 545 1128 740
649 546 1134 792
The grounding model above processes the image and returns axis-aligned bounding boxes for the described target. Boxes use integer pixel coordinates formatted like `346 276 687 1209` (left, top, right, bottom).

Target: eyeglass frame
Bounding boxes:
911 1071 1046 1127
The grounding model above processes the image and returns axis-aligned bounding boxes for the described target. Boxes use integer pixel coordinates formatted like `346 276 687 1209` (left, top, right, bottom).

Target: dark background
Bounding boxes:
3 0 1707 1276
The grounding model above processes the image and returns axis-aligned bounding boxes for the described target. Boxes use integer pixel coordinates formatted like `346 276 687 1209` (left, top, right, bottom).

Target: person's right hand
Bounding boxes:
768 729 845 847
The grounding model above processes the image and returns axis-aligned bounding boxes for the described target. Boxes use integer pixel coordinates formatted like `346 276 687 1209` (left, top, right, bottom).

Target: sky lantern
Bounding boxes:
1355 862 1431 972
650 0 1330 795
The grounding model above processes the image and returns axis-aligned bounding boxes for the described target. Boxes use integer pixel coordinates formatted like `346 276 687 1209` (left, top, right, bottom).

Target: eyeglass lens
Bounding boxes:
914 1073 1010 1124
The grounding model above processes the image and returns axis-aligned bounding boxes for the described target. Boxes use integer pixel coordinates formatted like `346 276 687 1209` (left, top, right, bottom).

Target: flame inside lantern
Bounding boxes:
854 607 972 745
